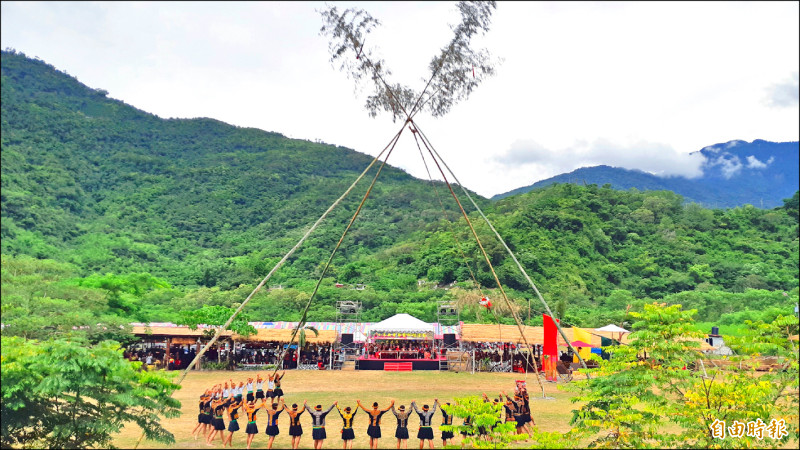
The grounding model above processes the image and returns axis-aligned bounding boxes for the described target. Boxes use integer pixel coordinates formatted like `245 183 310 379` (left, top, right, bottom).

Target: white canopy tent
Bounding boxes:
368 313 434 341
595 324 630 333
595 324 630 343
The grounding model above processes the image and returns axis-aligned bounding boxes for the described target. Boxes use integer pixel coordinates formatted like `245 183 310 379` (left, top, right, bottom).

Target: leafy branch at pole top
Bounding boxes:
319 1 501 121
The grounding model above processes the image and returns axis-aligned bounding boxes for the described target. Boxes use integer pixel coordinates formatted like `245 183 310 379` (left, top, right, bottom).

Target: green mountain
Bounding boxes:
0 49 480 289
492 141 800 208
1 50 798 340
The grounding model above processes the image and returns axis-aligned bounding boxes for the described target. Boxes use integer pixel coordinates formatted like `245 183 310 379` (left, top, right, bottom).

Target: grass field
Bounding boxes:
113 370 577 449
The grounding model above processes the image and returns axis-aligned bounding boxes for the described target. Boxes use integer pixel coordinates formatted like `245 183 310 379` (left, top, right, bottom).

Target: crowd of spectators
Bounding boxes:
234 342 335 369
123 339 578 373
365 340 445 359
124 346 199 370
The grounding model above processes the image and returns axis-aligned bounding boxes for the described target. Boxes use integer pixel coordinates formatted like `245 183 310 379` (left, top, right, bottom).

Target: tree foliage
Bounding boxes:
565 302 799 449
440 396 526 449
319 1 499 121
1 336 181 449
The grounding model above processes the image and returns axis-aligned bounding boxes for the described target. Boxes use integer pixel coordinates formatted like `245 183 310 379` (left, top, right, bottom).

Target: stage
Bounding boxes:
357 356 443 371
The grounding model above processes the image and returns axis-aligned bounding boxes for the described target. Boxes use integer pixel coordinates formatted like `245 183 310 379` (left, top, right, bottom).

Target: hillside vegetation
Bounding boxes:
1 50 798 342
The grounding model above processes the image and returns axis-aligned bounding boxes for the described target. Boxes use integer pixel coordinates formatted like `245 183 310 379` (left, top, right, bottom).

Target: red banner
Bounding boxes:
543 314 559 356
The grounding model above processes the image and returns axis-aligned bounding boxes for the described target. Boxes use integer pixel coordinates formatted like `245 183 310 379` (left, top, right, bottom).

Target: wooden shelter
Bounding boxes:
460 324 715 352
459 324 629 347
237 328 336 344
131 325 235 369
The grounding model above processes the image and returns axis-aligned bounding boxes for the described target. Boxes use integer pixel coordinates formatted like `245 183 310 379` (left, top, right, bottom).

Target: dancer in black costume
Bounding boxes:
285 401 306 450
223 394 242 448
411 400 439 449
191 391 211 440
264 399 285 449
336 404 358 449
305 400 337 450
440 402 455 447
357 399 395 450
391 404 411 449
206 394 228 445
243 399 265 450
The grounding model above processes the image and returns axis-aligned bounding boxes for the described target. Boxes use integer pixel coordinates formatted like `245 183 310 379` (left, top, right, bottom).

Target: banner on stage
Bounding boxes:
371 331 431 339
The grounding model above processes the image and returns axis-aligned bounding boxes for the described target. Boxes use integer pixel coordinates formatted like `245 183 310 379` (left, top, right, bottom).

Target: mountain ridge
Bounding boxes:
492 139 799 208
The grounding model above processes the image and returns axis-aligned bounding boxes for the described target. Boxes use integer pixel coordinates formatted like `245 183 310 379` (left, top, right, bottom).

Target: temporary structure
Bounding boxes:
596 324 630 343
595 324 630 333
368 313 434 339
570 340 593 348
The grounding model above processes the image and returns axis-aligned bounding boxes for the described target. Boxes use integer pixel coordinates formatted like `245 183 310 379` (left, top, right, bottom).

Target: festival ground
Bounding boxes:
113 370 576 449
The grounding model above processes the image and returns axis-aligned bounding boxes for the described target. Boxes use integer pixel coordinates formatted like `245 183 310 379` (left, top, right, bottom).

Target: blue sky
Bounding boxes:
2 1 798 197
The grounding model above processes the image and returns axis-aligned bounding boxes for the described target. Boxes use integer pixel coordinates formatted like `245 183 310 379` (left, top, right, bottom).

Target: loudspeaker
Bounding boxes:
443 334 456 346
341 334 354 345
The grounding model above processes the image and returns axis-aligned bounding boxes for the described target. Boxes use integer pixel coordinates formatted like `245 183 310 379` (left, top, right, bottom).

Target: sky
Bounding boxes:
2 1 798 198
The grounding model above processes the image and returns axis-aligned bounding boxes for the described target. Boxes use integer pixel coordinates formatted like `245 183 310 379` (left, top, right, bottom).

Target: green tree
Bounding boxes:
566 303 799 448
293 324 319 350
439 396 526 449
1 336 181 449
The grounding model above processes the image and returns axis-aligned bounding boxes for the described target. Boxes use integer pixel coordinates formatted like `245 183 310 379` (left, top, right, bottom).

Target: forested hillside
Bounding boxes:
1 50 798 343
0 49 476 289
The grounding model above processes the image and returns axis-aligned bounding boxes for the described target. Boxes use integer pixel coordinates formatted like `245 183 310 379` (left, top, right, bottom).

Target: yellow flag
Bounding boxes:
572 327 592 362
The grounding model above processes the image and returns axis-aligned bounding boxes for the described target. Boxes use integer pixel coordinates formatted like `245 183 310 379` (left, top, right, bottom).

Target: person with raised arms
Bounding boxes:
357 398 395 450
440 402 456 447
391 403 411 449
273 370 287 401
206 394 229 446
255 373 265 401
243 398 266 450
222 394 242 448
191 391 212 440
305 400 338 450
336 404 358 449
285 401 307 449
411 399 439 449
245 376 255 402
263 399 286 449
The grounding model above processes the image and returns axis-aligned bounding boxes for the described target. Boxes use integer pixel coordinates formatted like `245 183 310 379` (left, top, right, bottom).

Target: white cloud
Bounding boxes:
764 72 799 108
707 154 743 179
745 155 774 169
494 138 706 179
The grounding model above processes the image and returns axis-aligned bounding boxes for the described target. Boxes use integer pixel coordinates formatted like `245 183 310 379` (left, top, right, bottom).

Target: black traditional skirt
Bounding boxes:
417 426 434 440
256 389 265 400
266 390 275 398
341 428 355 440
202 413 213 424
519 413 532 425
266 425 279 436
228 419 240 432
367 425 381 439
312 427 327 440
246 392 255 402
441 430 454 440
198 413 205 424
274 387 284 397
514 416 525 428
289 424 303 436
395 426 409 439
213 417 225 431
246 422 258 435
